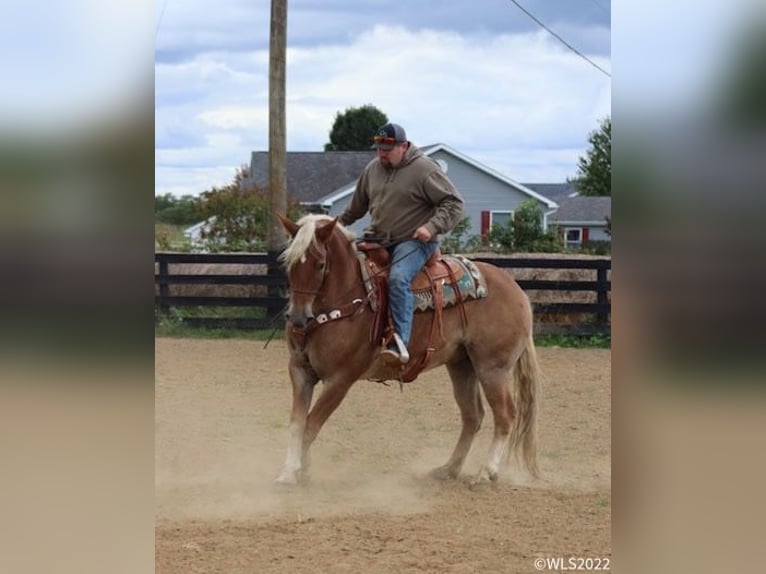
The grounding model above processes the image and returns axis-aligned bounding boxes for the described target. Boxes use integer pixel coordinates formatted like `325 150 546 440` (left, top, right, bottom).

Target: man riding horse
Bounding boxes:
339 122 465 366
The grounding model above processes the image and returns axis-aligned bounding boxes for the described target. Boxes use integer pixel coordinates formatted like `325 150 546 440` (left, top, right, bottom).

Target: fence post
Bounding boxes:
596 264 609 328
158 256 170 316
266 250 285 328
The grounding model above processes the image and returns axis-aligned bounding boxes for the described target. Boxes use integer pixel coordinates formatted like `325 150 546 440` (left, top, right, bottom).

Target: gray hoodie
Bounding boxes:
339 144 464 245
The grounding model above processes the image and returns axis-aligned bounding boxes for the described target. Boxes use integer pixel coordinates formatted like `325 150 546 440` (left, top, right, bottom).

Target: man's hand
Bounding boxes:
412 226 432 242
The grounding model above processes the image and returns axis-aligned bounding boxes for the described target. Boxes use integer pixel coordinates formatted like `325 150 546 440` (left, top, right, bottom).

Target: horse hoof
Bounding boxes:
274 470 300 487
274 477 298 488
429 465 459 481
469 467 499 490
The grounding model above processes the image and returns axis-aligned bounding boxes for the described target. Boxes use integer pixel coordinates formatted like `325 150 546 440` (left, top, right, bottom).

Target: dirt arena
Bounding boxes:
156 338 611 573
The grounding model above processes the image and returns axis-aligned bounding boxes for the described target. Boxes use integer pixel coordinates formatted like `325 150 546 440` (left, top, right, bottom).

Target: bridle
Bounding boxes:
287 242 330 297
285 240 371 345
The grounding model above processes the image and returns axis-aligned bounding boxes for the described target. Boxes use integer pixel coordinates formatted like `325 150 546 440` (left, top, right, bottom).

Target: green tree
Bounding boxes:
324 104 388 151
154 193 175 212
571 116 611 196
441 217 477 253
487 201 563 253
155 193 202 225
488 219 514 252
513 200 544 251
196 166 302 252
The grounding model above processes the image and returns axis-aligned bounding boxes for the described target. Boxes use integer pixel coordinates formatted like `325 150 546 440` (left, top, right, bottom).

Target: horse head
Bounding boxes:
278 214 339 328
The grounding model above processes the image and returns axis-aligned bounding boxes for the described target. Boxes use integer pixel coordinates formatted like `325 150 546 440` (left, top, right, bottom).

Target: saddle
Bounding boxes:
356 241 470 383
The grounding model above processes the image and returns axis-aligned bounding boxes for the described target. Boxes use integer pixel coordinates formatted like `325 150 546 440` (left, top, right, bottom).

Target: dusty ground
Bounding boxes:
156 338 611 574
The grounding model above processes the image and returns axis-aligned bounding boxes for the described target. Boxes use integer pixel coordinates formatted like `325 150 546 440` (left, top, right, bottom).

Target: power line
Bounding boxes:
588 0 610 16
156 0 169 40
507 0 611 78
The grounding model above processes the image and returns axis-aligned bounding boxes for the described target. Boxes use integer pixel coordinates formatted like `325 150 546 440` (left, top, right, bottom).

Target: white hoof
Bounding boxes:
469 466 498 489
275 468 300 486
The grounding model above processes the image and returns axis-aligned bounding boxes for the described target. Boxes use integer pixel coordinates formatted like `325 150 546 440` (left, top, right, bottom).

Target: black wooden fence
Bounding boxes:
155 252 611 333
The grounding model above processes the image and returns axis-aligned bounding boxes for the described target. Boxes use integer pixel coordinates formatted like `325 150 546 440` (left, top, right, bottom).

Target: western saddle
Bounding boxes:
356 241 468 382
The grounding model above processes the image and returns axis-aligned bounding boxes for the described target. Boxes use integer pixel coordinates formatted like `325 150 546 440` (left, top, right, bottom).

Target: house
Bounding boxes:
189 146 612 250
524 183 611 248
241 151 376 206
241 144 558 240
183 218 210 244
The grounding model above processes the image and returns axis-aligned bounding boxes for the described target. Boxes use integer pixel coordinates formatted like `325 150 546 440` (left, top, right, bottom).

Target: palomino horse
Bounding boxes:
275 214 541 486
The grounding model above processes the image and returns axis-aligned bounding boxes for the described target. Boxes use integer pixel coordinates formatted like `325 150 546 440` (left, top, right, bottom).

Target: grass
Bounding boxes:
155 322 283 341
155 321 609 349
534 333 611 349
155 223 191 251
156 306 609 349
155 308 283 340
595 494 610 508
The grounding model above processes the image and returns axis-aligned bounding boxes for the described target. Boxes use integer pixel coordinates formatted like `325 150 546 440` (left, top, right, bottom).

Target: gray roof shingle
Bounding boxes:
522 182 577 201
549 196 611 223
242 151 375 203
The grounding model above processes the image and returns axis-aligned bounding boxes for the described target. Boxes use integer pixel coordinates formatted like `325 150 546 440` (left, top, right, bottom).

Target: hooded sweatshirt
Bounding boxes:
339 143 464 246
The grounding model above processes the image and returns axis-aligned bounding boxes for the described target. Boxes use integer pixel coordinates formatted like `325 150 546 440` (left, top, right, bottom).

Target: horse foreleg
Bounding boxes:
302 377 356 461
275 361 317 485
431 357 483 480
472 367 515 486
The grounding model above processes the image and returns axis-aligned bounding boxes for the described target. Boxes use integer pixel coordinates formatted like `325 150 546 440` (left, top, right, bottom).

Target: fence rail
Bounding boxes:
155 252 611 333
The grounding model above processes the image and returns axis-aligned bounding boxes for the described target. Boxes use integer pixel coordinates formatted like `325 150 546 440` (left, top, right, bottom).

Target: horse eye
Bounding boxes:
316 261 325 271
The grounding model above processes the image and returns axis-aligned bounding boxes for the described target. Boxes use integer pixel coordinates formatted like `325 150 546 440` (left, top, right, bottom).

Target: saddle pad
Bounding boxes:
356 252 488 313
412 255 488 312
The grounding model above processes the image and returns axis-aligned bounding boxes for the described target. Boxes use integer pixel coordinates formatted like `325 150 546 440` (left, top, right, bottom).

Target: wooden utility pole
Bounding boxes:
268 0 288 249
267 0 287 322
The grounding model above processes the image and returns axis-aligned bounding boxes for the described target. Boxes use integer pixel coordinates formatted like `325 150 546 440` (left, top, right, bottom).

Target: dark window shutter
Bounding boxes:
481 211 490 240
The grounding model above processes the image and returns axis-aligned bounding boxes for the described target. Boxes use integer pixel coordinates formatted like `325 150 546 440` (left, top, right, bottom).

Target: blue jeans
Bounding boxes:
387 240 439 348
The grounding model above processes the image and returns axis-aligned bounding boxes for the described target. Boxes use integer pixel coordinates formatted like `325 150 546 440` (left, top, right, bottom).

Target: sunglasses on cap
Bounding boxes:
373 135 400 146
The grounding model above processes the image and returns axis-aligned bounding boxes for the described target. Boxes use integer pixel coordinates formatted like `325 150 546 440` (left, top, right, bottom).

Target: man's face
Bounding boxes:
377 142 407 168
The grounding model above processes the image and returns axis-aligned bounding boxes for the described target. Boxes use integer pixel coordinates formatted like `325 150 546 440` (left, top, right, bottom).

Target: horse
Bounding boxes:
275 213 541 486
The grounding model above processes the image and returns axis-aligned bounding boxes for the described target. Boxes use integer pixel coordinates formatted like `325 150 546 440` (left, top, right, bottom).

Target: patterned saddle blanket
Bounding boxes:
412 255 487 311
357 250 488 313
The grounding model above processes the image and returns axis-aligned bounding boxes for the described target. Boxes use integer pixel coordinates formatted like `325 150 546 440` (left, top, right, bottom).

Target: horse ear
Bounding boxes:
276 213 299 237
315 217 338 244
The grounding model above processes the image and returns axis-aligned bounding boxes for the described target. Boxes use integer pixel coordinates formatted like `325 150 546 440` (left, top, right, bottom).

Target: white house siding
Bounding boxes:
427 150 543 238
588 227 610 241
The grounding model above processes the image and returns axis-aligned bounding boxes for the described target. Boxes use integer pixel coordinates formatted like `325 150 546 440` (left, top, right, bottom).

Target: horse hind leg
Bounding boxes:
430 355 484 480
471 366 516 486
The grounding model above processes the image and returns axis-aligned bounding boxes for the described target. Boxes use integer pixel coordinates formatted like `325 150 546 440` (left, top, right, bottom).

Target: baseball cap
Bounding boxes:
372 123 407 150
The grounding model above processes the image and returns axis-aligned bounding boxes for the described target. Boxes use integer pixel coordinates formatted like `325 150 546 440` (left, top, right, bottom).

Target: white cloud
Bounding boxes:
198 107 268 130
156 23 610 196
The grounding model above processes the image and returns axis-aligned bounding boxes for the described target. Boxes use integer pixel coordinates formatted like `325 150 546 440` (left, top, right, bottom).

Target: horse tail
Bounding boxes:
508 329 542 478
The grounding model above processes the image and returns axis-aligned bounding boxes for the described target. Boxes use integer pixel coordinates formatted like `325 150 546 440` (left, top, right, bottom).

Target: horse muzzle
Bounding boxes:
285 309 315 329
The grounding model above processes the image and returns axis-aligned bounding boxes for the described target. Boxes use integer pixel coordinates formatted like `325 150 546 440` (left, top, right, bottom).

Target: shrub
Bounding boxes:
579 240 611 255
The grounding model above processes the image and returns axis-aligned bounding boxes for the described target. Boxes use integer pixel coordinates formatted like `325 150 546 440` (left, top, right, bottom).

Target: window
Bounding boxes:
481 210 514 239
490 211 513 228
565 228 582 248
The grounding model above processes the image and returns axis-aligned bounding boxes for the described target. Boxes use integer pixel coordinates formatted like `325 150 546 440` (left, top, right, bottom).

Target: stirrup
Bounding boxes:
392 333 410 364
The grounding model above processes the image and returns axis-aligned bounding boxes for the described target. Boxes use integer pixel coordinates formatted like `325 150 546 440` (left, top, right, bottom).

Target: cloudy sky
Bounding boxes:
155 0 611 197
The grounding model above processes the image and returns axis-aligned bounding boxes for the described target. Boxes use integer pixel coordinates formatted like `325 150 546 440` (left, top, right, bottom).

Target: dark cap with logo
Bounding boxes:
372 123 407 150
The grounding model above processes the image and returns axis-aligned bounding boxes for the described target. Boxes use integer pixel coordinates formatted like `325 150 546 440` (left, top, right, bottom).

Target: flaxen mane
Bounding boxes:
279 214 356 269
